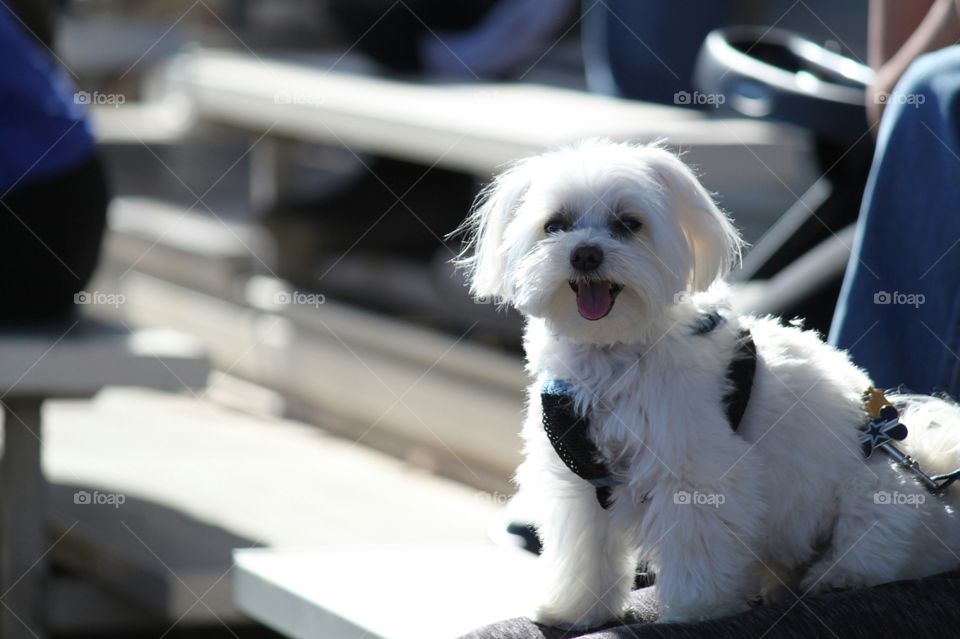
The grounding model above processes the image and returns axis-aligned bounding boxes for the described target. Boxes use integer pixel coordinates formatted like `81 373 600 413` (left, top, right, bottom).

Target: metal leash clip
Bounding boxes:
861 387 960 494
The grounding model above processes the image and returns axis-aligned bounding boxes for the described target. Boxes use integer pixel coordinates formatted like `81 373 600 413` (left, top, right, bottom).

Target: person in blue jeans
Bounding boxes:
830 0 960 397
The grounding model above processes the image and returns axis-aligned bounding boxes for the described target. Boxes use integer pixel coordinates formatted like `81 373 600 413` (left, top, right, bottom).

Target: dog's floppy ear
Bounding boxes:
454 158 537 302
645 147 743 292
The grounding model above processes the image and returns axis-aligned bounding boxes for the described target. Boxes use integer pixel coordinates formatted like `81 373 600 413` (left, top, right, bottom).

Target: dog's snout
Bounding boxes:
570 244 603 272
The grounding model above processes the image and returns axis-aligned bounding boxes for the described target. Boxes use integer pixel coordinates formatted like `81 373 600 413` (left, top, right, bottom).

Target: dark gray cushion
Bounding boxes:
460 569 960 639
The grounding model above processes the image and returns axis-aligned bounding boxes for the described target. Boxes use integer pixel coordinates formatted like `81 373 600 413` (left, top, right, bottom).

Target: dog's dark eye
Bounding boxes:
544 218 568 234
612 217 643 235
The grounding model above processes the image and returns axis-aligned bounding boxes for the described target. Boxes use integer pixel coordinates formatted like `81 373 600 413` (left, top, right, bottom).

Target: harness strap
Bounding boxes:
724 329 757 432
541 315 758 510
541 380 616 509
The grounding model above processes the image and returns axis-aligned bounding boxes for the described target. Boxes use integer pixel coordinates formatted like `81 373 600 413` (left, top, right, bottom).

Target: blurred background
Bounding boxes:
0 0 874 637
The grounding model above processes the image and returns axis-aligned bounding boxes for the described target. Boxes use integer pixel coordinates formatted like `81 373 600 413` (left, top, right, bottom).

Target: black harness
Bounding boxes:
540 312 757 509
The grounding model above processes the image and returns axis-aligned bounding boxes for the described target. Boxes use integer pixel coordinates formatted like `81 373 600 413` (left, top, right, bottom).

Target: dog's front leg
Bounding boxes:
651 484 760 623
532 483 636 629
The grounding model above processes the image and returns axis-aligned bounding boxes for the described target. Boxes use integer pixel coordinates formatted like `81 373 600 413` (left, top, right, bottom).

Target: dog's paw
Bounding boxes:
799 568 861 595
799 552 875 596
531 599 620 630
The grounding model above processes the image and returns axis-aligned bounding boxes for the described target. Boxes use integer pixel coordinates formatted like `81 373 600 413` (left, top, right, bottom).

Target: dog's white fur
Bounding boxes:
457 139 960 627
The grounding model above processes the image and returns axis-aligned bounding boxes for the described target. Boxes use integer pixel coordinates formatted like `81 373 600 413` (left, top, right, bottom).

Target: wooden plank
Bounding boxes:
0 320 208 398
115 272 525 485
169 49 812 172
94 198 525 486
44 388 501 550
89 102 192 145
165 48 815 232
105 196 523 344
106 197 261 297
233 545 538 639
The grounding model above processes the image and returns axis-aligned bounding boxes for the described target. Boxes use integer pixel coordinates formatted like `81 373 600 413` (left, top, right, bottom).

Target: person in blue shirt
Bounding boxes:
0 5 109 325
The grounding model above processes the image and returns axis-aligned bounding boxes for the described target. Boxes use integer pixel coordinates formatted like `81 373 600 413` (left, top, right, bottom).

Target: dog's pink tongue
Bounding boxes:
575 282 613 320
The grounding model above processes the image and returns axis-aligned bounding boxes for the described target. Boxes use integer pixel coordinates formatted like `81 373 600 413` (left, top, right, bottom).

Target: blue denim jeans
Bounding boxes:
829 46 960 397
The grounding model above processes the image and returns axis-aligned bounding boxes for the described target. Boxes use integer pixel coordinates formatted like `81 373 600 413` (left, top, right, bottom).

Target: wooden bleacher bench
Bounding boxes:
160 48 817 224
0 319 208 639
100 196 527 486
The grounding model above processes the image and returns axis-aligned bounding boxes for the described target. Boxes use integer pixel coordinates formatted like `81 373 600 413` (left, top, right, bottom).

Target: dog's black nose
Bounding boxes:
570 244 603 272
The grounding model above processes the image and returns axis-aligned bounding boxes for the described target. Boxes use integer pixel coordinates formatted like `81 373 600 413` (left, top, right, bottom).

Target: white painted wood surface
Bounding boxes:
169 49 806 174
42 386 504 625
234 544 538 639
0 320 208 397
164 48 817 223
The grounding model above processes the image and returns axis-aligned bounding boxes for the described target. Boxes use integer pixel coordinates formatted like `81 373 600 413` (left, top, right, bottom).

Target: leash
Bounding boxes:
541 312 756 509
860 387 960 494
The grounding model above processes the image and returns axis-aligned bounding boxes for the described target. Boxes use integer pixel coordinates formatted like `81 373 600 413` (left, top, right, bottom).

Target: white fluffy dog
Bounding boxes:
456 139 960 628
